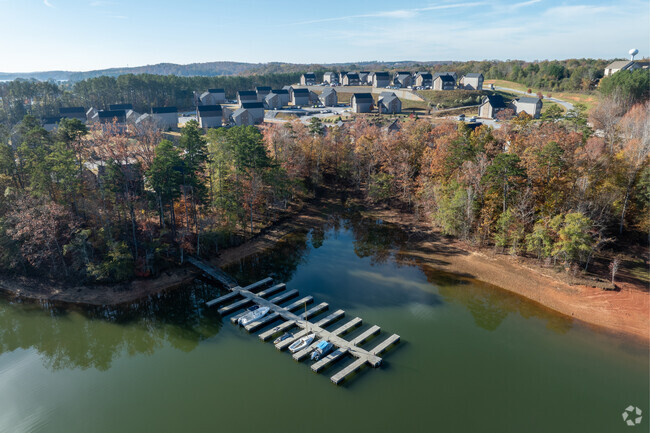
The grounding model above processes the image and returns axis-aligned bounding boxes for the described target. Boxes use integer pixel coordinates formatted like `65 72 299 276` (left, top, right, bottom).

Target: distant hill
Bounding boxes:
0 60 450 82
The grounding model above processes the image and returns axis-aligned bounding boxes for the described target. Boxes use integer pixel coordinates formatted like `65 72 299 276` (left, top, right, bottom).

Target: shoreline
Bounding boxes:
1 189 648 343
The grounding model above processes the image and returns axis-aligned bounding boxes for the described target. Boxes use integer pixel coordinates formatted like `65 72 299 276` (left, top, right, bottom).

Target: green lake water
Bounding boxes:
0 213 648 433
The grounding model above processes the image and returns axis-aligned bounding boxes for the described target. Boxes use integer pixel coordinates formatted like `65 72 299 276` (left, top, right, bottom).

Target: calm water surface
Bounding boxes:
0 213 648 433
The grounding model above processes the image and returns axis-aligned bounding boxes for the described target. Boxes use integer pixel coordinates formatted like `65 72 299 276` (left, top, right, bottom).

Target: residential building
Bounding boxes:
270 89 290 106
300 72 316 86
343 73 360 86
255 86 272 101
291 88 310 106
240 101 265 123
513 97 542 118
197 105 223 128
460 73 484 90
264 92 282 110
358 71 370 84
372 72 390 88
338 71 348 83
237 90 257 105
98 109 127 132
478 95 507 118
323 72 339 85
230 108 253 126
199 88 226 105
150 106 178 130
109 103 133 111
42 116 61 132
433 72 458 82
414 72 433 88
378 92 401 114
319 88 338 106
351 93 373 113
59 106 86 122
393 71 412 88
433 74 456 90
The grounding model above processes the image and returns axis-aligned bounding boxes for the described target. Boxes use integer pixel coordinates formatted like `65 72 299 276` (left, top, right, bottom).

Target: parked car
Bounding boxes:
469 116 477 122
457 114 466 121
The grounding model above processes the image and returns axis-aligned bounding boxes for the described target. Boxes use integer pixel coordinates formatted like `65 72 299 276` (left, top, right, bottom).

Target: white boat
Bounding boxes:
238 306 270 326
288 333 316 353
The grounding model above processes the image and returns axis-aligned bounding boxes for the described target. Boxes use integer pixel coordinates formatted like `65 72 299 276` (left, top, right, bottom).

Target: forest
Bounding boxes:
0 85 647 284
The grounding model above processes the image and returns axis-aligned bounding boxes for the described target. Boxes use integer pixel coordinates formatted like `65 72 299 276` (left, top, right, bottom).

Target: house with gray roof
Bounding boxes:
433 74 456 90
200 88 226 105
300 73 316 86
270 89 290 106
414 72 432 88
460 73 484 90
264 93 283 110
86 107 98 122
42 116 61 132
237 90 257 105
378 92 401 114
231 108 254 126
291 88 310 106
150 107 178 130
255 86 272 101
358 71 370 84
513 97 542 118
59 107 86 122
372 72 390 88
338 71 348 83
240 101 265 123
351 93 374 113
197 105 223 128
98 109 127 132
603 60 643 76
478 95 507 119
342 73 360 86
433 72 457 82
319 88 338 106
323 72 339 85
393 71 412 88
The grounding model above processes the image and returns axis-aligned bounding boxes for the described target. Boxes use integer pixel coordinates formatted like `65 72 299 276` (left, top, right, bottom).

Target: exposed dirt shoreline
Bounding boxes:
1 189 648 343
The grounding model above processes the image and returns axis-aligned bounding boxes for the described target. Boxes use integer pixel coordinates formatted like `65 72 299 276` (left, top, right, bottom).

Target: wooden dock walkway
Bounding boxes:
195 258 401 385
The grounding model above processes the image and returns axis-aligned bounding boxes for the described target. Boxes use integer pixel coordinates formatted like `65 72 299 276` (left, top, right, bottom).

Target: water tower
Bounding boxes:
629 48 639 60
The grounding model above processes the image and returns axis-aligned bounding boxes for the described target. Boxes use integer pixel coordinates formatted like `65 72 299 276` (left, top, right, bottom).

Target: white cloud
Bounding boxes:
43 0 55 8
293 2 485 25
510 0 542 10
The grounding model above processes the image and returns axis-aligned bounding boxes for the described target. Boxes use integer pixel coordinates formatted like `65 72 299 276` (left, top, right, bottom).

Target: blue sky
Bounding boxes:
0 0 648 72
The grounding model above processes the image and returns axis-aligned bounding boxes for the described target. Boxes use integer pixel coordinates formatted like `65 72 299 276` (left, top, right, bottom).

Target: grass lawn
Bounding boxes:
417 89 485 109
484 79 598 111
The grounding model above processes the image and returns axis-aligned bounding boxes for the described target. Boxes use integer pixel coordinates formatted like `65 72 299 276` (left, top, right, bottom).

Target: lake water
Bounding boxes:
0 213 648 433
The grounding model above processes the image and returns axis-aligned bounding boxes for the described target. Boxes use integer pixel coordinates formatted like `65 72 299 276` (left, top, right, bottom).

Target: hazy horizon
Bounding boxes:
0 0 648 73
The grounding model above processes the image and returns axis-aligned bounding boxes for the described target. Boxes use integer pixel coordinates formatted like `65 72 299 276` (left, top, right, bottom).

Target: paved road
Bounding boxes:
492 85 574 111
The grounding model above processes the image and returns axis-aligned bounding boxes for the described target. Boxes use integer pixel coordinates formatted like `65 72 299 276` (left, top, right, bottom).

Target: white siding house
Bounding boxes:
351 93 373 113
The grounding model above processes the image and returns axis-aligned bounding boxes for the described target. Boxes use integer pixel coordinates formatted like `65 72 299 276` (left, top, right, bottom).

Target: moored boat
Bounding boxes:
238 306 270 326
273 332 294 345
288 333 316 353
310 340 334 361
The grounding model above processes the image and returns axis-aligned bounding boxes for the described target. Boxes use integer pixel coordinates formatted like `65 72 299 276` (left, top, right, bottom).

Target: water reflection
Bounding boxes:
0 280 224 371
0 210 576 373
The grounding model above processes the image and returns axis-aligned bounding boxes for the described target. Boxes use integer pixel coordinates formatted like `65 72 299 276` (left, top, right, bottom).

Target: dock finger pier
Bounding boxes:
191 258 401 385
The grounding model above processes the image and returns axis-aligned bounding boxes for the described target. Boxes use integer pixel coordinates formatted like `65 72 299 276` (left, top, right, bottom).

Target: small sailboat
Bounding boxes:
310 341 334 361
288 333 316 353
273 332 294 345
238 306 270 326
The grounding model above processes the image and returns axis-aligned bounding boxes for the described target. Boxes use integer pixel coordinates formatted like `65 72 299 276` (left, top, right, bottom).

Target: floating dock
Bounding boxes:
195 258 401 385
